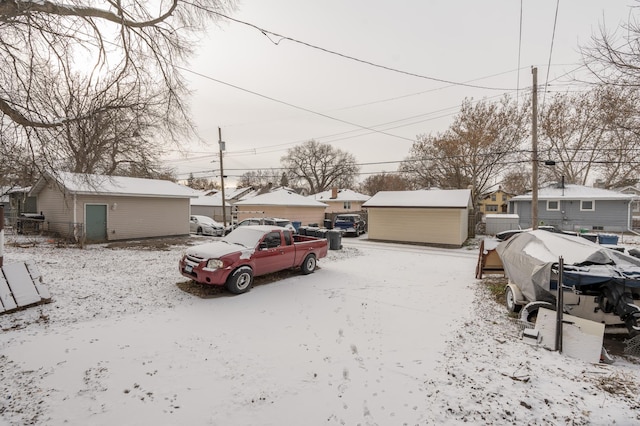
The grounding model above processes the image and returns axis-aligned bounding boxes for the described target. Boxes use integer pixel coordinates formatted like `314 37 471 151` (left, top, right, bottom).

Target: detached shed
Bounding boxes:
362 189 473 247
30 171 198 242
233 188 327 226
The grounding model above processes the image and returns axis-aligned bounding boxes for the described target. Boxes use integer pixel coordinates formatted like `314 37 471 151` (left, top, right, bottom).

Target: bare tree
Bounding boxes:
539 86 640 188
280 140 359 194
400 96 528 204
237 169 284 189
358 173 411 196
582 4 640 88
1 0 234 178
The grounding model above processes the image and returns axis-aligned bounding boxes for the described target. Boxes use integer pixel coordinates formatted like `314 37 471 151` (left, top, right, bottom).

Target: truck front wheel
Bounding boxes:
226 266 253 294
301 254 316 275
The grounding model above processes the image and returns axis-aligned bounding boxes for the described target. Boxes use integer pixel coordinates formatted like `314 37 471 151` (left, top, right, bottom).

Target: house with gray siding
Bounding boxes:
508 183 635 232
30 171 198 242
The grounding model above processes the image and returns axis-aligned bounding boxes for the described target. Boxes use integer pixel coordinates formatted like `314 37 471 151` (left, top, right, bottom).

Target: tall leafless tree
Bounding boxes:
400 96 528 204
539 86 640 188
358 173 411 196
280 140 359 194
0 0 234 179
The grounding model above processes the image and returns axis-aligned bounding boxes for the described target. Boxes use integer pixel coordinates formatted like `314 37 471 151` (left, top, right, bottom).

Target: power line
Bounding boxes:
177 66 417 144
197 7 515 92
542 0 561 112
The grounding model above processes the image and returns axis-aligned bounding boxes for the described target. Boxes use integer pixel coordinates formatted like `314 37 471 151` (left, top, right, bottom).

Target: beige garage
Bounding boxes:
233 188 327 226
363 189 472 247
30 171 198 242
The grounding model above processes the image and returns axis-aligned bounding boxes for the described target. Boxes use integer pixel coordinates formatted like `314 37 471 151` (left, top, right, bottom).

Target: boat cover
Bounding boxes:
495 230 640 304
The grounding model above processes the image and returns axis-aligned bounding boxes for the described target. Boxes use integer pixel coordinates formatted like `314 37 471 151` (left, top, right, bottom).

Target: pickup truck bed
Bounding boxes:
179 225 328 294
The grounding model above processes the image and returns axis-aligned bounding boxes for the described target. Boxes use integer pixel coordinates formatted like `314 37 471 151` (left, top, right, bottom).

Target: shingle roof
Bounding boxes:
234 188 328 207
308 189 370 202
363 189 472 208
511 184 634 201
30 171 199 198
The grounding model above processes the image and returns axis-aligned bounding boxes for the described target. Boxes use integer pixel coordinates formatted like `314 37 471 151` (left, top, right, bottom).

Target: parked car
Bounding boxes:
179 225 328 294
334 214 366 236
227 217 296 234
189 215 224 237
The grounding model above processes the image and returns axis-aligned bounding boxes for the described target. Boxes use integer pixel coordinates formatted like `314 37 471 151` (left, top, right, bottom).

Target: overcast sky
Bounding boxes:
163 0 636 187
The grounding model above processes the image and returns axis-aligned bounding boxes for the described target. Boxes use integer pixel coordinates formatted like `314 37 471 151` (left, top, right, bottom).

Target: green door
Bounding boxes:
86 204 107 242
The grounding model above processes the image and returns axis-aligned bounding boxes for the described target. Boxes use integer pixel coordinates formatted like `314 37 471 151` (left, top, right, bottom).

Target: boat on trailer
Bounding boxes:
495 230 640 336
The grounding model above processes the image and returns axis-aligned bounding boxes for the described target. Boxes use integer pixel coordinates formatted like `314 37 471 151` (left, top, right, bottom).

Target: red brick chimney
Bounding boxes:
330 187 338 199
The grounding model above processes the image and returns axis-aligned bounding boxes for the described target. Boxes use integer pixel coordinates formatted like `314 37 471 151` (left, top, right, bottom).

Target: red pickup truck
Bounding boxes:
179 225 328 294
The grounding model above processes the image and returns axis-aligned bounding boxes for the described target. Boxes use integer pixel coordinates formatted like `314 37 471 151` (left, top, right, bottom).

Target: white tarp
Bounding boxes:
495 230 640 304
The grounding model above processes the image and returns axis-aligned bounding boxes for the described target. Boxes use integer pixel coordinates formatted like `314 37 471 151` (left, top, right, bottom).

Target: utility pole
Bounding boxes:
531 66 539 230
218 127 227 227
0 205 4 268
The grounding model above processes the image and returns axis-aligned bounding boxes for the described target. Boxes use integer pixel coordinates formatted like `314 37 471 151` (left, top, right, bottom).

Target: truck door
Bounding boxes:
252 231 296 275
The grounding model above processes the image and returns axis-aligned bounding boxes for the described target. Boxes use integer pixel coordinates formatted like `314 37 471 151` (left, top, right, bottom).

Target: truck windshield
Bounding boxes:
223 227 267 248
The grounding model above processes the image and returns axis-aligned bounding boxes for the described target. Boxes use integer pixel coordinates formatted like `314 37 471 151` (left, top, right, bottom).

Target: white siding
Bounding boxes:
368 207 468 247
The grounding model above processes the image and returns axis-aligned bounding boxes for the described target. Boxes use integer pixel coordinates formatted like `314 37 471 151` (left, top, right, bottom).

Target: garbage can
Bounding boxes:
306 227 320 237
298 226 308 236
598 234 619 245
292 221 301 232
323 219 333 230
327 229 342 250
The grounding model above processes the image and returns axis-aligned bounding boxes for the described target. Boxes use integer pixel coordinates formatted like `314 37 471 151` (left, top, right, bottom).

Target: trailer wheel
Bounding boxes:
520 301 554 324
226 266 253 294
196 227 203 235
505 286 522 313
301 254 316 275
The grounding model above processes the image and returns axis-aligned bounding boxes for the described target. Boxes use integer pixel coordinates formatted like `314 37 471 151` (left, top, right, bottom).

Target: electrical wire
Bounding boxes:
517 0 524 104
177 65 417 144
192 6 516 92
542 0 561 112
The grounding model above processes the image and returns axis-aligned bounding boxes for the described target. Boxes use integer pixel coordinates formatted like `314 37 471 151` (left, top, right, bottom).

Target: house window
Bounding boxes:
547 200 559 211
343 201 351 209
580 200 595 211
486 205 498 212
491 194 497 201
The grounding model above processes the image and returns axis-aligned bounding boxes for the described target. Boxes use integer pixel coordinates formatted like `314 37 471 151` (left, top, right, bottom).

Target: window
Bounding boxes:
263 232 282 248
283 231 292 246
546 200 559 211
580 200 595 211
343 201 351 210
486 205 498 212
491 194 497 201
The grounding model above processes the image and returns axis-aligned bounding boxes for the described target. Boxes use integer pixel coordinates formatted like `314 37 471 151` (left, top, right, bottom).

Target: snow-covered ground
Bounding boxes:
1 233 639 425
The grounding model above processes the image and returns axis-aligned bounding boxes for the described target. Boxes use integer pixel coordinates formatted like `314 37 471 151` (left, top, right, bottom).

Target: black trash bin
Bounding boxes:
298 226 308 236
327 229 342 250
323 219 333 230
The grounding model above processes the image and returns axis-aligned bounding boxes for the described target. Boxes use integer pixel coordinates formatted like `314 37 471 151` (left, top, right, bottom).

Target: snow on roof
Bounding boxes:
363 189 472 208
234 188 328 207
190 192 224 206
308 188 370 202
511 184 634 201
32 171 199 198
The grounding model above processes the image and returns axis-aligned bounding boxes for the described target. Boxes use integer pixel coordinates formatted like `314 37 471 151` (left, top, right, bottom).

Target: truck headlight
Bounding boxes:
207 259 223 269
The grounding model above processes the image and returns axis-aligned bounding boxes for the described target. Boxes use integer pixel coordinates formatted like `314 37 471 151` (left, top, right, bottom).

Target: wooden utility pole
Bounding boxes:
0 205 4 267
531 67 539 230
218 127 227 227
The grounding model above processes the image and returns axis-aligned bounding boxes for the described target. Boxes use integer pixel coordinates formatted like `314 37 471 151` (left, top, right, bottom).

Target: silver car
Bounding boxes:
189 215 224 237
